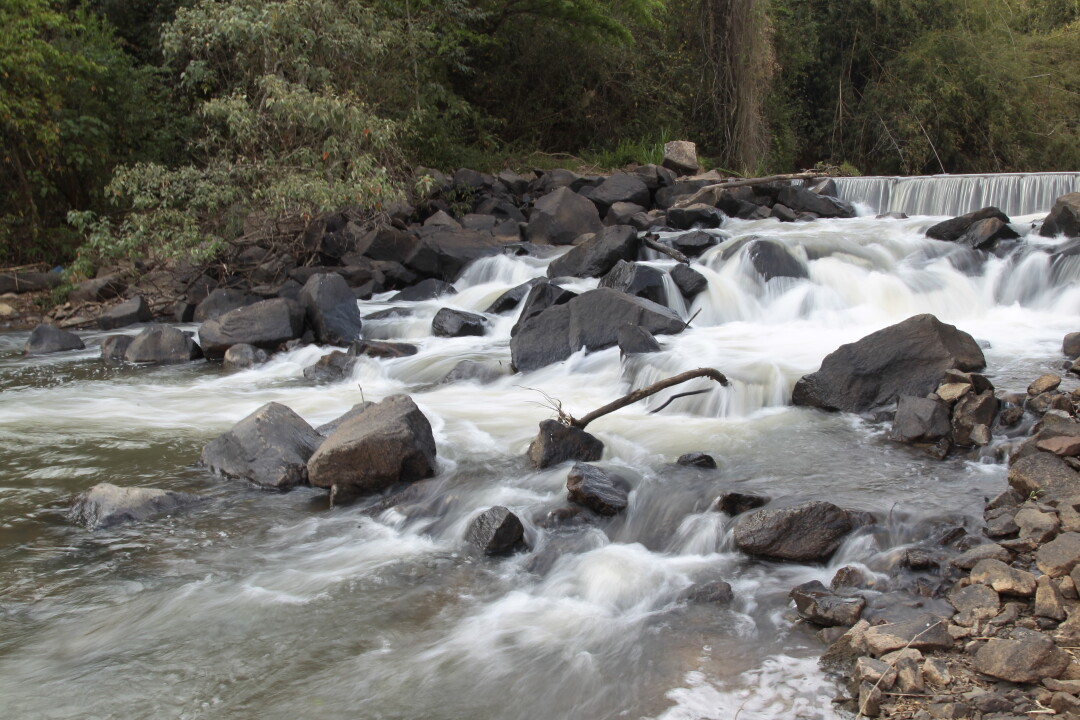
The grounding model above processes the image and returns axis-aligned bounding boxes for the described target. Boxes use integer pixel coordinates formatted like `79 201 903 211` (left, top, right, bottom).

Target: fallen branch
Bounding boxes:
673 172 826 210
641 234 689 264
569 368 728 429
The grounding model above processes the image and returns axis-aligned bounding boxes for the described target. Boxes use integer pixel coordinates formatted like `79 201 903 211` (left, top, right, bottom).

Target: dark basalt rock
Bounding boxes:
776 185 855 218
485 279 543 314
407 228 507 282
746 239 808 281
566 462 630 515
98 296 153 330
389 278 457 302
223 343 269 370
617 325 662 355
546 225 640 279
589 172 651 216
527 419 604 469
733 500 858 562
670 264 708 300
303 351 358 383
307 394 437 505
201 402 322 490
790 580 866 627
299 273 363 345
1040 192 1080 238
666 204 723 230
347 339 419 359
600 260 667 305
677 452 717 469
891 395 952 443
925 207 1010 242
123 324 203 364
511 281 576 337
715 491 770 516
671 230 722 258
440 360 505 385
792 314 985 413
24 324 85 355
682 580 734 604
198 298 305 359
100 334 133 365
431 307 488 337
466 506 527 555
68 482 202 530
526 186 603 246
193 288 260 323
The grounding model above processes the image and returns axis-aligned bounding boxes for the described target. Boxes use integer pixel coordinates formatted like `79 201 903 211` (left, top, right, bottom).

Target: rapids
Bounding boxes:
2 191 1079 719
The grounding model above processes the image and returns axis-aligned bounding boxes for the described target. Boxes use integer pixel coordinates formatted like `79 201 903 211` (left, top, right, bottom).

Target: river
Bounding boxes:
1 183 1078 719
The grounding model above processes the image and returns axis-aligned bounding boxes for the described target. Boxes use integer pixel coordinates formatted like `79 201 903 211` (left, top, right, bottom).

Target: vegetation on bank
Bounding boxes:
1 0 1078 270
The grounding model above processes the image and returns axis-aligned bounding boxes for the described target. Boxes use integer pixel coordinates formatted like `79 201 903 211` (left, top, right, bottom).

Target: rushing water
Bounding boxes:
2 195 1080 719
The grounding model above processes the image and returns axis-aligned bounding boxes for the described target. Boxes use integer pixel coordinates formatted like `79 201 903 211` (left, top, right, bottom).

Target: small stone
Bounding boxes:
895 654 924 693
1036 575 1068 621
936 382 972 404
923 658 952 686
677 452 717 469
970 558 1036 596
926 702 968 719
1060 574 1078 599
947 583 1000 625
832 566 868 590
566 462 630 515
970 691 1013 713
1030 373 1063 396
714 491 769 516
790 580 866 627
1037 532 1080 577
864 615 953 656
951 543 1010 569
466 506 526 555
984 507 1019 538
858 681 882 718
854 656 896 690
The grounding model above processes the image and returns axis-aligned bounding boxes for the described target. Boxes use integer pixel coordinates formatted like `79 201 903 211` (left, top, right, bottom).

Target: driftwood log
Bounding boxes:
568 367 728 429
642 234 690 264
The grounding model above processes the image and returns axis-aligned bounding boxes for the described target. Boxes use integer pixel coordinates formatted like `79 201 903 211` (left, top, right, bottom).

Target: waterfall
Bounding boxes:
832 172 1080 217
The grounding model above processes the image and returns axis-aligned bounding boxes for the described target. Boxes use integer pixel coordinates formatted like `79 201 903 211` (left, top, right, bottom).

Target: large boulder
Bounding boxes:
511 281 576 336
193 288 260 323
98 296 153 330
589 172 651 216
200 402 322 490
1040 193 1080 238
407 228 507 281
122 324 203 364
776 185 855 218
956 217 1020 251
792 314 985 413
666 204 723 230
890 395 952 443
299 273 363 345
510 288 686 372
23 324 85 355
466 506 526 555
733 500 858 562
599 261 667 305
746 238 808 280
525 187 603 246
307 394 437 504
974 629 1070 683
527 419 604 469
68 482 202 530
925 207 1010 242
546 225 640 279
198 298 305 358
566 462 630 515
662 140 699 176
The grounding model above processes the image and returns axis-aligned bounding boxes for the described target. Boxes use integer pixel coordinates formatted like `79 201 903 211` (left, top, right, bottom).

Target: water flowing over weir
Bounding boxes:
833 172 1080 217
3 204 1080 719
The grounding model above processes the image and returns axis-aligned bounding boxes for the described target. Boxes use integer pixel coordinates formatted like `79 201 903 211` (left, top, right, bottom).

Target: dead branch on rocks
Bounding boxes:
569 368 728 429
642 234 689 264
674 172 826 209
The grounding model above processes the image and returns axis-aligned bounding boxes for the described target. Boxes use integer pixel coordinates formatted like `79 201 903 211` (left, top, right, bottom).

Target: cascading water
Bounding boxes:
833 172 1080 217
2 206 1079 719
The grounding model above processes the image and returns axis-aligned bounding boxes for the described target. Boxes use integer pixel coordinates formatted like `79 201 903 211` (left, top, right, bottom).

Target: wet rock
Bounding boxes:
950 543 1010 569
670 263 708 300
390 278 456 302
122 325 202 364
307 395 437 505
600 261 666 305
223 343 269 370
974 628 1071 683
970 558 1036 595
24 324 85 355
952 390 998 446
440 360 505 385
407 228 507 282
682 580 734 604
485 279 542 314
819 619 871 672
733 500 858 562
431 308 487 337
1040 192 1080 238
926 207 1010 242
546 225 640 279
957 217 1020 250
68 482 202 530
746 238 807 280
348 340 419 359
715 491 770 516
98 295 153 330
790 580 866 627
776 185 855 219
198 298 305 358
303 351 357 383
1036 575 1067 621
526 186 603 246
677 452 717 469
863 614 954 655
832 566 868 590
566 462 630 515
466 506 526 555
662 140 699 176
1008 452 1080 499
510 288 685 373
193 288 260 323
1030 373 1063 396
201 402 322 490
618 325 661 355
891 395 952 443
671 230 723 259
299 273 363 345
1037 532 1080 577
99 334 133 364
792 314 985 414
666 204 723 230
510 280 576 336
1064 332 1080 359
527 419 604 469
